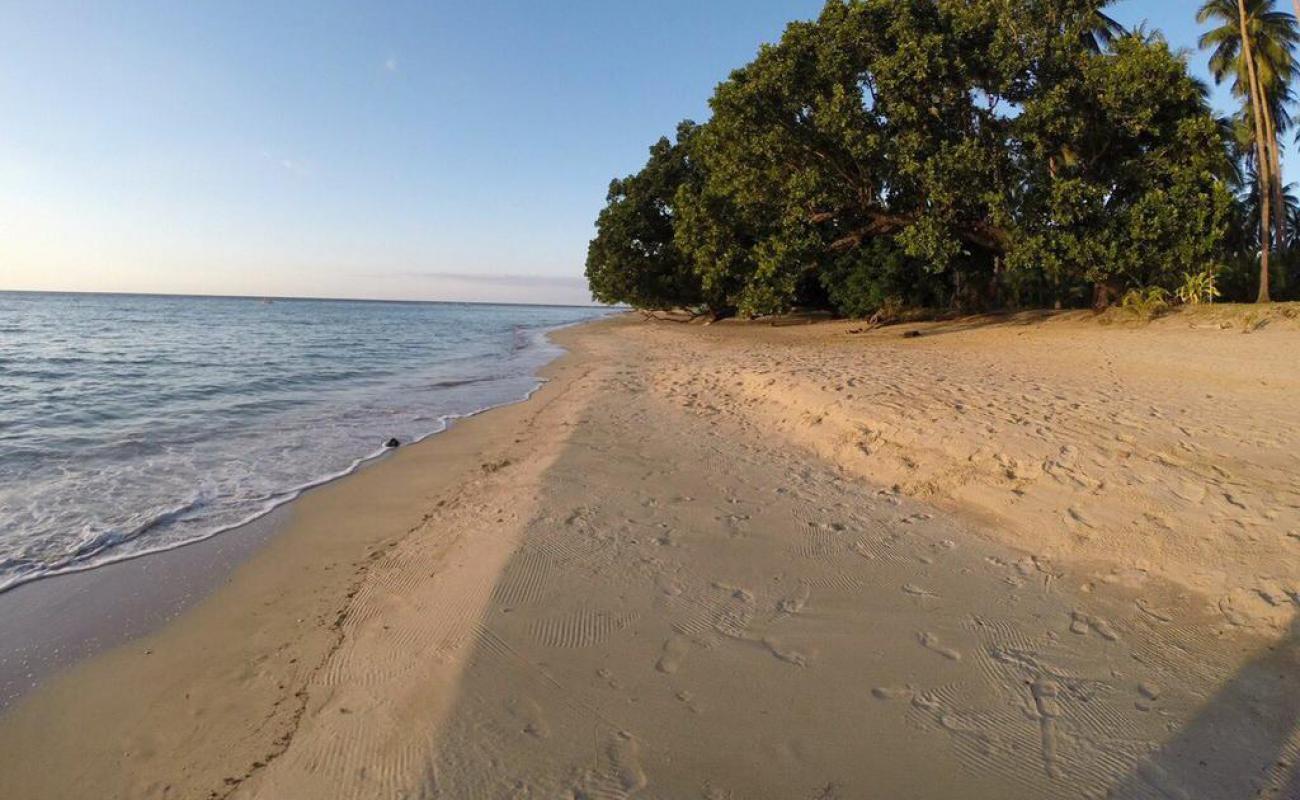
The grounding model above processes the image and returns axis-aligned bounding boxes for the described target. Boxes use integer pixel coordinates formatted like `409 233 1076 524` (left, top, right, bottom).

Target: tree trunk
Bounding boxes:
1092 281 1119 310
1239 0 1272 303
990 256 1003 309
1263 101 1286 253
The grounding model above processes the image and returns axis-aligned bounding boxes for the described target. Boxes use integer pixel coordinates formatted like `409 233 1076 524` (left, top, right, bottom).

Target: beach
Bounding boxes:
1 311 1298 799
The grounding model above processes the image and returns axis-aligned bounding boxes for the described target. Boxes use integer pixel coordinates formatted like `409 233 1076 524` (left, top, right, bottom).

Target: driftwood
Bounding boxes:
640 308 704 324
639 307 736 324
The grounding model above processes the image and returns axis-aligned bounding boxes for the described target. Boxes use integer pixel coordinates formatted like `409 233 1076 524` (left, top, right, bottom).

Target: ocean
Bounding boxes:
0 291 610 593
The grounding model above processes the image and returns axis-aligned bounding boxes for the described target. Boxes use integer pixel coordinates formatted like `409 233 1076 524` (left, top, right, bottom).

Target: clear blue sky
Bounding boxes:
0 1 1287 304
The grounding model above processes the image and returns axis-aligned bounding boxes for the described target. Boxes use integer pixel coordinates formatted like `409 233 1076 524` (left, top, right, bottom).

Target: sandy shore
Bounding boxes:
1 311 1298 799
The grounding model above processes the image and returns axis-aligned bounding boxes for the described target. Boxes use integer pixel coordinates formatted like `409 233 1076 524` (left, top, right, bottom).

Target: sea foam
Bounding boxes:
0 292 608 592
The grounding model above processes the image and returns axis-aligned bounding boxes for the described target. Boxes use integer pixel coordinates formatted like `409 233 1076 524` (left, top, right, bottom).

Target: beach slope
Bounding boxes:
1 312 1298 799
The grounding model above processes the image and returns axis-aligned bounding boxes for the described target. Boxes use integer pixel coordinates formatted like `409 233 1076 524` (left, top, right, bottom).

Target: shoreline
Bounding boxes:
0 507 288 709
0 317 604 710
1 313 1296 799
0 317 591 598
0 317 610 798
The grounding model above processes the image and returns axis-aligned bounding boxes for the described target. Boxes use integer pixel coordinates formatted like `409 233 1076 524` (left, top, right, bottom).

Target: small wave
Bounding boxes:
0 307 605 596
0 383 539 595
0 407 467 595
69 497 208 560
0 496 207 592
424 376 494 391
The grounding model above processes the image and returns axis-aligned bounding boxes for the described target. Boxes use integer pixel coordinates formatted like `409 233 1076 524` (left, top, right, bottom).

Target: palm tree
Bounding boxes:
1287 198 1300 248
1243 167 1300 241
1199 0 1299 301
1082 7 1127 52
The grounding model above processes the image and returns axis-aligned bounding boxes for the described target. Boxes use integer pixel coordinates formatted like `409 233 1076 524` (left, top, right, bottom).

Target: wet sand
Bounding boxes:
1 311 1297 799
0 507 289 709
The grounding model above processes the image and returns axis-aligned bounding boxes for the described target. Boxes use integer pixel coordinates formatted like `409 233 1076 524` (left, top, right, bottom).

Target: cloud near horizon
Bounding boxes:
363 271 587 288
346 270 595 305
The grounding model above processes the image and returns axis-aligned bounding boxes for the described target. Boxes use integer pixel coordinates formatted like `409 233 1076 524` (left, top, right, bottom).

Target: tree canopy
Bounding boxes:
585 122 706 310
586 0 1287 316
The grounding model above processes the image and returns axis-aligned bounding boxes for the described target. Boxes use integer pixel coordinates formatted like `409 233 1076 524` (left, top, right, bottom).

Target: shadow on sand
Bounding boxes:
1110 613 1300 800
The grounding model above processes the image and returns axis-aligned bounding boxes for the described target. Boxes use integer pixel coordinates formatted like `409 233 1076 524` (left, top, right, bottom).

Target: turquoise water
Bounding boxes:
0 292 609 592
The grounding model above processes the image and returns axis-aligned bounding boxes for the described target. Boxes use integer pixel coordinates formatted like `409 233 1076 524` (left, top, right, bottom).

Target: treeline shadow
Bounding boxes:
1109 614 1300 799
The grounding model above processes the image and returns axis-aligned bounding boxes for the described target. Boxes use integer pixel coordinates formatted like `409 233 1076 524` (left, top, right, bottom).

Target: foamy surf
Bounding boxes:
0 293 609 593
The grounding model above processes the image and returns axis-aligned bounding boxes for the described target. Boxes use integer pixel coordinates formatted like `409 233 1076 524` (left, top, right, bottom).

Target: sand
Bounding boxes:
1 310 1298 799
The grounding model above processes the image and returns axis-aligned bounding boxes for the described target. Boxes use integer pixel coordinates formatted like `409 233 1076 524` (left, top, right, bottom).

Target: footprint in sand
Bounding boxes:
574 730 648 798
1135 681 1162 712
596 667 620 689
762 637 809 667
609 731 648 793
902 583 939 599
777 583 811 615
674 689 701 714
917 631 962 661
505 696 550 739
656 635 692 674
1069 611 1120 641
710 584 757 639
1030 679 1062 779
871 686 914 701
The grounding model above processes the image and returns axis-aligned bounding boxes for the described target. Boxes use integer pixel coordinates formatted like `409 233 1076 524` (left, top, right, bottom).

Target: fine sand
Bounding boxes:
1 310 1298 799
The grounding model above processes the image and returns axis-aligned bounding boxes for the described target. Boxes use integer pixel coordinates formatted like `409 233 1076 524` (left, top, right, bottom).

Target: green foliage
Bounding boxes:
816 240 917 318
1119 287 1171 319
1176 268 1222 304
588 1 1241 316
584 122 706 310
1198 0 1298 101
1009 33 1233 295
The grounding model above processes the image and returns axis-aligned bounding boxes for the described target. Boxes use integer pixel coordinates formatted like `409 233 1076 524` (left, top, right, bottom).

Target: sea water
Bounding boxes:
0 292 610 593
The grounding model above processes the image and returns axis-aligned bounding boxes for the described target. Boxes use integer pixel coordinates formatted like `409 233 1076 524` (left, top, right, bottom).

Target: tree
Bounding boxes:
679 1 1019 316
1013 30 1233 301
1199 0 1299 301
587 1 1235 317
1083 6 1127 52
685 1 1229 314
585 122 707 310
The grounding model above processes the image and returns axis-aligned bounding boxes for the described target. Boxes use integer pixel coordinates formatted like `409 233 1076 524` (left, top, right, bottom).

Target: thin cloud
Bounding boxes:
383 55 399 73
258 150 311 177
364 271 586 288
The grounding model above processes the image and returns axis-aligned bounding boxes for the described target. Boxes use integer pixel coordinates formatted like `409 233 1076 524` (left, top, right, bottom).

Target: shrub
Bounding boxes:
1120 287 1170 320
1175 269 1221 305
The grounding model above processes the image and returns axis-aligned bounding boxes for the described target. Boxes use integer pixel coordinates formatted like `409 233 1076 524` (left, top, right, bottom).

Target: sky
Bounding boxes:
0 0 1290 305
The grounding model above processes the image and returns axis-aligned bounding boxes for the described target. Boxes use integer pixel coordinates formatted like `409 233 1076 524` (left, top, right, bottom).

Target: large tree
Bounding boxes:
678 1 1019 315
589 0 1236 317
1013 30 1234 305
673 0 1230 315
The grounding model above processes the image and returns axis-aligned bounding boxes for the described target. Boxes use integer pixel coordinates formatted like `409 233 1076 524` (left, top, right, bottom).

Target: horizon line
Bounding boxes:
0 287 614 310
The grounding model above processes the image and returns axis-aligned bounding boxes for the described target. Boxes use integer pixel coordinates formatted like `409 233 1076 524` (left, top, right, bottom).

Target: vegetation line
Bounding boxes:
587 1 1300 319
